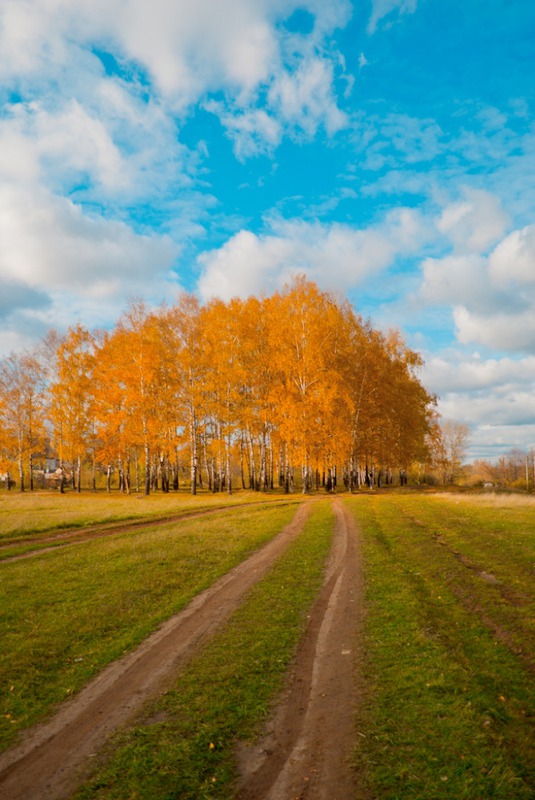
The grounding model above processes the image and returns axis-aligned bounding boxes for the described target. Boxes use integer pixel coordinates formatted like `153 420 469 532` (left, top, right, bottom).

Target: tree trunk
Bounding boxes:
144 442 150 495
18 452 25 492
190 408 198 495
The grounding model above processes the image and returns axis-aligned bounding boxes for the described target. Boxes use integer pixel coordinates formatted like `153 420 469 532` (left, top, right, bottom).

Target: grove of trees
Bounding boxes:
0 278 439 494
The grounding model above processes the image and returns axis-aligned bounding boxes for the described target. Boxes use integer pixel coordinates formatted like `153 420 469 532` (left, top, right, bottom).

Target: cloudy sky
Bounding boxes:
1 0 534 460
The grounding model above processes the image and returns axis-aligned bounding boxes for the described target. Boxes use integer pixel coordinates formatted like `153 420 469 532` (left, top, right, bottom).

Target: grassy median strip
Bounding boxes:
1 502 299 752
348 495 534 800
74 500 335 800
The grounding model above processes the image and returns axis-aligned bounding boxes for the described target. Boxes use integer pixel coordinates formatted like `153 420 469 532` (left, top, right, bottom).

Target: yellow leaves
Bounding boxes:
1 278 434 490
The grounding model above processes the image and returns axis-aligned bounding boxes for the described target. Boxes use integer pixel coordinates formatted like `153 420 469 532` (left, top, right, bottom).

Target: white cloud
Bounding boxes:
453 306 535 352
437 188 510 253
0 185 178 301
205 103 282 159
0 0 349 145
418 252 525 318
197 207 427 301
424 353 535 394
0 279 50 319
367 0 417 34
268 56 348 137
0 101 125 191
428 220 535 354
421 350 535 460
489 224 535 285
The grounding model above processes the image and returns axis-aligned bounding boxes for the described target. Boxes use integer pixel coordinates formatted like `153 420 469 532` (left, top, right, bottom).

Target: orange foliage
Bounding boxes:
0 278 436 492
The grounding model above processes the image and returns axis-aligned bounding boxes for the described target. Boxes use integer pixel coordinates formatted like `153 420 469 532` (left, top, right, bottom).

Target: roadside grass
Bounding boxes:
348 494 534 800
73 501 335 800
0 490 293 547
385 493 535 663
0 502 299 752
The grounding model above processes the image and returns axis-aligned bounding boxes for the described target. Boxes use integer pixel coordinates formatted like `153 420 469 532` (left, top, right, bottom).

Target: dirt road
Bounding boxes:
0 498 365 800
237 498 364 800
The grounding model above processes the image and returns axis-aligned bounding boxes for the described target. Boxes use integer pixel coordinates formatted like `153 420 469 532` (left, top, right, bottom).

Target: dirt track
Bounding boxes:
237 499 364 800
0 498 296 563
0 498 364 800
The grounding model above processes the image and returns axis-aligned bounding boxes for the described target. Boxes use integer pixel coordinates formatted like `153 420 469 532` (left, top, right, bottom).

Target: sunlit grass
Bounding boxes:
0 489 297 545
0 502 299 752
349 494 534 800
73 501 335 800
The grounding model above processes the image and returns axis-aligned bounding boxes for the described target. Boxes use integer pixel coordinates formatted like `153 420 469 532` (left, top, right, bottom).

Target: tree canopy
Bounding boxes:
0 278 438 493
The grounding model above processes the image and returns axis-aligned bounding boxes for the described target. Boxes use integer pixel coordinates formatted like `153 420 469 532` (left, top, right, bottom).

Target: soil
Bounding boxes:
0 497 365 800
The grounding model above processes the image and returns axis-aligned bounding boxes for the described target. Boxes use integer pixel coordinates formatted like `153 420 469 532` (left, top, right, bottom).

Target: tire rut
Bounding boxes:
0 503 310 800
0 499 297 564
237 498 365 800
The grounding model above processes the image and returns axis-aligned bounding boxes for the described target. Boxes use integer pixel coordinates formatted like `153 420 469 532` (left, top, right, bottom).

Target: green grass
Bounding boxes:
0 490 295 547
73 501 335 800
347 494 534 800
0 503 299 752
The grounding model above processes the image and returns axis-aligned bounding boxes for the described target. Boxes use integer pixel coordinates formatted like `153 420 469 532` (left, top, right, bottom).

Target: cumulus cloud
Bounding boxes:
437 188 510 253
441 221 535 354
412 190 535 355
419 253 526 316
0 185 178 301
489 224 535 285
421 350 535 460
0 0 349 146
424 353 535 394
0 100 125 192
197 207 427 301
0 279 50 320
454 306 535 352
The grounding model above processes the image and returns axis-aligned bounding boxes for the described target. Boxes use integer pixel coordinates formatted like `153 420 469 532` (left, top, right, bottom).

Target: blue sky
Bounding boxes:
0 0 534 460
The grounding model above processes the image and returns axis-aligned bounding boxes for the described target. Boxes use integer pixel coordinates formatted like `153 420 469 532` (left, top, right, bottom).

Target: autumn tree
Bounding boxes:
435 419 471 483
49 324 96 492
268 278 353 493
0 350 46 491
162 294 206 495
6 279 438 495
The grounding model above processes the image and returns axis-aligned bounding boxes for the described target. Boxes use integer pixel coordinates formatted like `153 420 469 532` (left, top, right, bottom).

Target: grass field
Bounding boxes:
0 498 300 752
74 501 335 800
0 489 295 548
348 492 534 800
1 490 533 798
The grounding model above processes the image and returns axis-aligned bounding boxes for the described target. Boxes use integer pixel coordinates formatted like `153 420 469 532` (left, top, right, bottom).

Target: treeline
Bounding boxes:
465 449 535 492
0 277 438 494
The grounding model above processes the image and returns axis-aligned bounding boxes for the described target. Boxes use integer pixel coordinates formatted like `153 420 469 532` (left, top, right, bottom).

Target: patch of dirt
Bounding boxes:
0 503 311 800
236 498 366 800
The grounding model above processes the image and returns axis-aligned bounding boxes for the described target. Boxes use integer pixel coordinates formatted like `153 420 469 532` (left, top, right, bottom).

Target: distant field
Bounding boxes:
0 489 298 557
